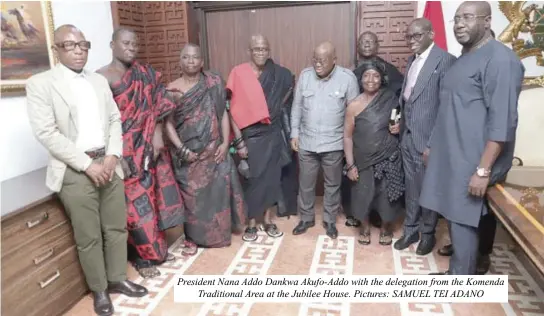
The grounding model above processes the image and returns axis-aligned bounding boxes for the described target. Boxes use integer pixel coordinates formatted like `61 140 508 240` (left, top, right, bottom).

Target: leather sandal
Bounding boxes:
358 230 371 245
263 223 283 238
242 227 258 242
379 231 393 246
181 240 198 256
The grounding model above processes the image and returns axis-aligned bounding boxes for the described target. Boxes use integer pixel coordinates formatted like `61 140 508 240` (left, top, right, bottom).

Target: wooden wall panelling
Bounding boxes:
357 1 417 73
110 1 146 60
202 2 353 80
143 1 188 82
111 1 200 83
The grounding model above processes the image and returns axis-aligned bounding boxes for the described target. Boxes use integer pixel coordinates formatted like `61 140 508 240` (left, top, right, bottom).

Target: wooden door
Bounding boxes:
357 1 417 73
202 2 354 79
111 1 199 82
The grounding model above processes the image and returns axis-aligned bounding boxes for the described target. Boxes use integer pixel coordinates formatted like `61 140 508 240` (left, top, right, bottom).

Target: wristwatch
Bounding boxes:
476 167 490 177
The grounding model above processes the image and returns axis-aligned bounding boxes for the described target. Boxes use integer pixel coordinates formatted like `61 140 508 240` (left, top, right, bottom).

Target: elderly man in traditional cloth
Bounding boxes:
227 35 296 241
421 2 524 275
97 28 190 279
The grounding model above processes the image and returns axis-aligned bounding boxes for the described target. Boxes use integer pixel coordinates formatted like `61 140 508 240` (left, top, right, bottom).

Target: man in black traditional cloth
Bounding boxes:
227 35 296 242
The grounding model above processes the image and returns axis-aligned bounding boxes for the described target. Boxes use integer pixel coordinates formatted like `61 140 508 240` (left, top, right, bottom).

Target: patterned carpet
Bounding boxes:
66 199 544 316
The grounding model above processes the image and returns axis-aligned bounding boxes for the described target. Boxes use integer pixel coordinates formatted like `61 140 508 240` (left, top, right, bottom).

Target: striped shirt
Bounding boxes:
291 66 359 153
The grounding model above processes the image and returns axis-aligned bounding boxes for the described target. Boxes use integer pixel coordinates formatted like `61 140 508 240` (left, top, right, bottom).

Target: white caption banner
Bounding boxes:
174 275 508 303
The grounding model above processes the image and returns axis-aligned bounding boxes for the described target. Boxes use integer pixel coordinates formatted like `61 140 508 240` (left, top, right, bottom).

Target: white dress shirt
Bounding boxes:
59 65 105 154
403 43 434 101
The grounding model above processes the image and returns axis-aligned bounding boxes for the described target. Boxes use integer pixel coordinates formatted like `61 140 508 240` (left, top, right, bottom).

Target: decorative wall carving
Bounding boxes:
111 1 199 83
357 1 417 73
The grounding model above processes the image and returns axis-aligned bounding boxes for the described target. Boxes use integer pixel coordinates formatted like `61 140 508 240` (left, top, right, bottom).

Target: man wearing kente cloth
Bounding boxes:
165 44 246 248
227 35 296 241
97 28 188 279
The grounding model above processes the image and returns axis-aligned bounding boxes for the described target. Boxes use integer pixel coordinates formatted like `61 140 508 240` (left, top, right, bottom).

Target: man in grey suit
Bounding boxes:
391 18 456 255
26 25 147 316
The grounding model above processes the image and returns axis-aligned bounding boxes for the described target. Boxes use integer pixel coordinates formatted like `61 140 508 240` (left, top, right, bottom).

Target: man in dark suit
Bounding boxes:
390 18 456 255
344 31 405 228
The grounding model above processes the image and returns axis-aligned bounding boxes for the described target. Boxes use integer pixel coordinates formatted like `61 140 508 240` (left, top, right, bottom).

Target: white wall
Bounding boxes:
0 1 114 215
417 1 544 77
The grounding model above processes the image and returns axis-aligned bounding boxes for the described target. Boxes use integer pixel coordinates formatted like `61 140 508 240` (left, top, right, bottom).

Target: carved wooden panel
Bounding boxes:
358 1 417 73
111 1 199 83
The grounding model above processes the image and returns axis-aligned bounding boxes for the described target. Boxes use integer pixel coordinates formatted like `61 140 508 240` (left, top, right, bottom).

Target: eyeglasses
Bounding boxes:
450 14 488 24
404 32 428 41
360 39 377 45
55 41 91 51
312 57 330 65
250 47 269 54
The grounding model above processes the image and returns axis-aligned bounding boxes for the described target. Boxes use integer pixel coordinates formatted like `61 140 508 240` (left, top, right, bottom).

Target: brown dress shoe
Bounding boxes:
108 280 148 297
92 291 113 316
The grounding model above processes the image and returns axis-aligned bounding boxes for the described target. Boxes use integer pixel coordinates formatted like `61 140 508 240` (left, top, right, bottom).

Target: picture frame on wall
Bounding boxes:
1 1 55 94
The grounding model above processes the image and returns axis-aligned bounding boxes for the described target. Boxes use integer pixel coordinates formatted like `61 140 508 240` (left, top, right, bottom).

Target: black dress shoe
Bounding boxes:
345 216 361 227
438 244 453 256
292 221 315 235
393 234 419 250
476 254 491 275
416 236 436 256
323 222 338 239
108 280 148 297
429 270 450 275
92 291 113 316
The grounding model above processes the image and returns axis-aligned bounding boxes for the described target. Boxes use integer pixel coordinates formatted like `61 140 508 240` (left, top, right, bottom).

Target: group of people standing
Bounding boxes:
26 1 524 315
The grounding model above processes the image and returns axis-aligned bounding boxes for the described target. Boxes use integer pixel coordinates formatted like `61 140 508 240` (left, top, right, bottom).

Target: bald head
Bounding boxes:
358 31 378 45
53 24 83 43
248 34 270 68
409 18 433 32
249 34 269 49
181 42 201 55
406 17 435 54
52 24 88 71
112 27 135 41
454 1 492 48
313 42 336 78
358 31 379 59
314 41 336 58
458 1 491 16
180 42 203 75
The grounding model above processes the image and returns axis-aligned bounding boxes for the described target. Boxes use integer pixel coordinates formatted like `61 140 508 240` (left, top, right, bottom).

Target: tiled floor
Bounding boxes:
66 199 544 316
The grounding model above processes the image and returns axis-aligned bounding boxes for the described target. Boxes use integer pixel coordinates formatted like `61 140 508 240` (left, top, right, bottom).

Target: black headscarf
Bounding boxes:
355 59 389 88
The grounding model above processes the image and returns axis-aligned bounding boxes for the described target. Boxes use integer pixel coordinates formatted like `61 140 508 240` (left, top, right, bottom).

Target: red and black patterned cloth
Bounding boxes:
112 62 185 263
168 71 247 248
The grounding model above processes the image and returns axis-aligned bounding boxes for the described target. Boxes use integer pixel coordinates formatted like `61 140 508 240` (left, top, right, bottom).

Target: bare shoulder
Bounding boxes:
95 65 121 85
95 64 113 77
166 77 183 90
346 95 362 115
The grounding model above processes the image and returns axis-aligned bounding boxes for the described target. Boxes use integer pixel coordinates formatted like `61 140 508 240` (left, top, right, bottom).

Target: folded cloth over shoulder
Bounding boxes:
226 63 271 130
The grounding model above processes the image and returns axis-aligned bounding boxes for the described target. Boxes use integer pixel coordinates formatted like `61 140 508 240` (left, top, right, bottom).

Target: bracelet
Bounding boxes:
232 137 243 147
236 141 246 150
176 145 190 161
345 164 356 172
